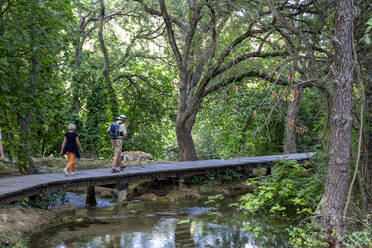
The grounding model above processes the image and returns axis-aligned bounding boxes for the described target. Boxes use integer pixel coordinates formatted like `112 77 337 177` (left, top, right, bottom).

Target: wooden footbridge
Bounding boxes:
0 153 313 206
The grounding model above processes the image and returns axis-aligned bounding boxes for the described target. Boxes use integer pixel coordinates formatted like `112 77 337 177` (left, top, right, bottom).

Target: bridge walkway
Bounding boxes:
0 153 313 204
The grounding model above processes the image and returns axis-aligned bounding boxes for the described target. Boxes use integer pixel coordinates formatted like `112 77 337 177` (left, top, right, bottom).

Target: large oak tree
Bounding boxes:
136 0 293 160
321 0 354 246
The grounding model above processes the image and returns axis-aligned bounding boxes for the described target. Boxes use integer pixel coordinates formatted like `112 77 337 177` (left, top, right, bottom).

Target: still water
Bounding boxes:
29 193 291 248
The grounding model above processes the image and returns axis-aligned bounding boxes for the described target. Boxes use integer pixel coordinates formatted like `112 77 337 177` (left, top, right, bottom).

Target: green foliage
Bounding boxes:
295 88 325 152
287 218 328 248
192 175 205 184
81 76 108 157
205 193 224 205
191 167 243 185
21 189 67 210
240 158 324 216
0 0 75 170
0 203 11 209
177 218 190 224
204 194 224 219
194 79 323 159
0 0 178 164
218 167 243 183
344 215 372 248
113 61 177 159
0 232 27 248
287 214 372 248
361 18 372 44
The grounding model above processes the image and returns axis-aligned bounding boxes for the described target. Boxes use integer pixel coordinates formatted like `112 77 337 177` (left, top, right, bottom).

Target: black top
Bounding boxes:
62 132 80 159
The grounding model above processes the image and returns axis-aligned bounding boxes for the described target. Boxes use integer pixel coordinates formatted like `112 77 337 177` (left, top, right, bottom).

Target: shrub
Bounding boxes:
21 189 66 210
344 215 372 248
287 218 328 248
239 159 324 216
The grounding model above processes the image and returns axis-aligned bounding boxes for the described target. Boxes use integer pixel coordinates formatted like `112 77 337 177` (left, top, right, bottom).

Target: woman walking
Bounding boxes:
60 123 83 176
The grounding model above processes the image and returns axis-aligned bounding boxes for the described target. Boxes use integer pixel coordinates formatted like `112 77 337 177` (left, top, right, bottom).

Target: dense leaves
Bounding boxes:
240 158 325 216
0 0 74 171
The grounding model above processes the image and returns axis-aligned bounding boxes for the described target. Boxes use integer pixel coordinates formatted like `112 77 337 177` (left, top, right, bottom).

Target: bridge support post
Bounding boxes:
117 179 129 206
29 194 40 205
266 167 272 176
178 177 186 190
86 186 97 207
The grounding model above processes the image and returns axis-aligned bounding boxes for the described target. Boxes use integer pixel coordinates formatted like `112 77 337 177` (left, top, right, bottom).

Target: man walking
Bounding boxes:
107 115 127 172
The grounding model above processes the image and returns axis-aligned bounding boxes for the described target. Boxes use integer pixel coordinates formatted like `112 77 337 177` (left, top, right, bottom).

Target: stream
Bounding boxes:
28 193 292 248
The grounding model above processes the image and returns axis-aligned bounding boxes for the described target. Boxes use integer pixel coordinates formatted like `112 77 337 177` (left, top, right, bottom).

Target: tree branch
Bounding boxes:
184 2 202 63
158 0 183 69
134 0 187 31
212 50 289 77
114 73 172 96
203 70 318 97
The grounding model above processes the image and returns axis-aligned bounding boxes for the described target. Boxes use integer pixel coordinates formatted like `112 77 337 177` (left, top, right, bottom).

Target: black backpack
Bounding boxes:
109 122 120 139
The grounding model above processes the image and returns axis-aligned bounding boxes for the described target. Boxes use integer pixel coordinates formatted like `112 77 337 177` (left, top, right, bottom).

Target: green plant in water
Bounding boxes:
240 159 323 216
177 219 190 224
205 194 224 220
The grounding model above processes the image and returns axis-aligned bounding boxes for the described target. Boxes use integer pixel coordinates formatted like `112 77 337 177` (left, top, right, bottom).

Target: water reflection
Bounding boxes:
29 200 290 248
65 192 115 209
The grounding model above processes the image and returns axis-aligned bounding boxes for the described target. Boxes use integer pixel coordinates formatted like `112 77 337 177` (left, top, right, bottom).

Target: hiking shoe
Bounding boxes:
120 166 126 171
63 168 69 177
70 172 76 176
111 168 119 173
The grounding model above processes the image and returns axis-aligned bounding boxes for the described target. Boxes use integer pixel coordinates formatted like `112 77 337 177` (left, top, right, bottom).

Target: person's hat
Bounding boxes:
117 115 127 120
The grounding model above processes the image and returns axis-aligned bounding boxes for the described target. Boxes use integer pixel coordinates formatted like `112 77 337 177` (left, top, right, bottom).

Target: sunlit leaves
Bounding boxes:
239 159 324 217
361 18 372 44
0 0 75 169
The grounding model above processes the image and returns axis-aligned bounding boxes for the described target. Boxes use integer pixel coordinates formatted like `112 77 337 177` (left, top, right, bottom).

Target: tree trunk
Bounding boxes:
18 111 39 174
175 72 197 161
72 45 82 114
72 6 84 114
283 86 304 154
16 17 43 174
175 126 197 161
98 0 118 120
17 59 40 174
72 3 100 114
356 0 372 207
176 112 198 161
364 62 372 200
321 0 354 246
